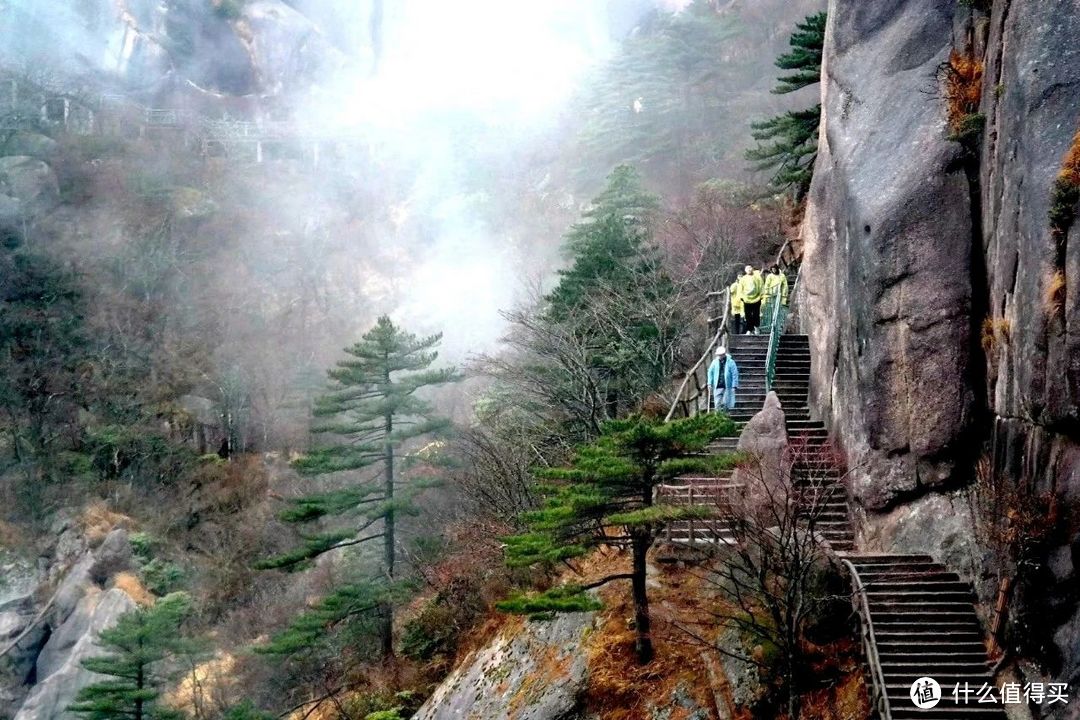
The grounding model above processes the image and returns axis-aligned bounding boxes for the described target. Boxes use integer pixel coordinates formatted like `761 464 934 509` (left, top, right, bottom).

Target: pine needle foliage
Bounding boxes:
745 12 826 199
258 316 460 657
69 593 193 720
772 13 827 95
572 1 743 186
541 166 685 421
499 413 737 662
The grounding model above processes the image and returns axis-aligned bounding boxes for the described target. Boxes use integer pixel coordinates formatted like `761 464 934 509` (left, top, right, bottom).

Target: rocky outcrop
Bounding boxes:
800 0 1080 692
13 589 137 720
238 2 348 97
413 612 595 720
3 523 144 720
0 156 60 236
799 0 976 510
732 391 789 493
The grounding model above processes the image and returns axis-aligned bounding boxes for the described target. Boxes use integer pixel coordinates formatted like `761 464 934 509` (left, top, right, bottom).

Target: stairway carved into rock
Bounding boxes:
660 277 1005 719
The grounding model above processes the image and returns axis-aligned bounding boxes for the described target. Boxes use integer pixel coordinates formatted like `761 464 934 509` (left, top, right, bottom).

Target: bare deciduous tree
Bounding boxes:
672 440 853 720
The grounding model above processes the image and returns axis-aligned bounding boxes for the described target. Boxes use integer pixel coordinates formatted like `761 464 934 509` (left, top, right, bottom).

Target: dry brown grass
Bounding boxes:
1047 270 1067 318
942 49 985 139
580 556 729 720
0 520 22 549
79 501 133 547
1059 129 1080 189
980 316 1011 357
112 571 156 606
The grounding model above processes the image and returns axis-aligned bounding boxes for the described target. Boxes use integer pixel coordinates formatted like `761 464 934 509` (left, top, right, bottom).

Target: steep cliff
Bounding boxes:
799 0 1080 687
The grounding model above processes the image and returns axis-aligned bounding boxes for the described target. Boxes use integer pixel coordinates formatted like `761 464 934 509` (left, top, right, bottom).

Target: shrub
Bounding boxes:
212 0 244 19
129 531 156 562
1049 129 1080 241
940 49 984 143
222 700 274 720
141 558 187 595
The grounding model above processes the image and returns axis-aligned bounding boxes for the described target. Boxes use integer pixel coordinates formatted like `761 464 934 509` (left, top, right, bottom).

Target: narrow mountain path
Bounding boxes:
660 265 1004 719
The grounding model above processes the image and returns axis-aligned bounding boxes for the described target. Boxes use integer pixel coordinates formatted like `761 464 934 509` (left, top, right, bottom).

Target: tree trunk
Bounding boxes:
381 409 395 658
630 532 654 664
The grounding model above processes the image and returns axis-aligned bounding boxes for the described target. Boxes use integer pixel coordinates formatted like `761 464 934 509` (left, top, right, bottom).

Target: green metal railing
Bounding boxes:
666 240 800 421
763 271 798 392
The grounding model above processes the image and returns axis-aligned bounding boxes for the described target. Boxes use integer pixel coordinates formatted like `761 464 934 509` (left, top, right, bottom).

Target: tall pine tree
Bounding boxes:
499 413 736 663
69 593 192 720
257 316 460 657
745 12 826 200
543 166 682 420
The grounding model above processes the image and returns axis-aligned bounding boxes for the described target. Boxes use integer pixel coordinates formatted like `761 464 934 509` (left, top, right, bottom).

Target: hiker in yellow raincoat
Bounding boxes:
738 265 764 334
728 275 745 335
761 265 789 329
764 265 789 306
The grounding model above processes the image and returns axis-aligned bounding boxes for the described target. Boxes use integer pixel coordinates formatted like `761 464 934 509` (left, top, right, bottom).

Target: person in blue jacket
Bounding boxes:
706 346 739 412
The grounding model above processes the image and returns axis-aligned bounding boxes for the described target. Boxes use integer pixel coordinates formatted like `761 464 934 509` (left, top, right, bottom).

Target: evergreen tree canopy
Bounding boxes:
257 316 460 657
499 413 737 662
573 1 743 188
536 166 683 423
745 106 822 200
772 12 827 95
745 12 826 199
69 593 193 720
548 165 660 316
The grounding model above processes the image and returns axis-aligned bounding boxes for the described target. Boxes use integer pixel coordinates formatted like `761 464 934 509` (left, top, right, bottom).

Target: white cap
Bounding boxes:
744 265 753 273
715 347 726 356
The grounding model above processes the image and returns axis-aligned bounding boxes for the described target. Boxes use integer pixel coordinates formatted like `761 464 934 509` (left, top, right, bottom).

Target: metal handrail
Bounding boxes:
764 271 798 391
665 239 799 422
841 559 893 720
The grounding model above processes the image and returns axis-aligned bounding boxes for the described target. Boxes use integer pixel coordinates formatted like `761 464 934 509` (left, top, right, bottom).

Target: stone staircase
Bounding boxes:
773 334 855 552
846 555 1005 719
661 282 1004 719
660 333 771 547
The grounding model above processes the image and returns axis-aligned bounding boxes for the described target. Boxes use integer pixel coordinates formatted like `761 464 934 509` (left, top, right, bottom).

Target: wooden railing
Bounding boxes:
841 559 892 720
656 481 742 545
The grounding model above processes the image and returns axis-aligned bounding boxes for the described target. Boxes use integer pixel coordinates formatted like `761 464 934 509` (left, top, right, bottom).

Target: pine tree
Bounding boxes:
69 593 192 720
541 166 682 421
573 1 743 190
549 164 660 315
257 316 460 657
499 413 737 663
745 12 826 200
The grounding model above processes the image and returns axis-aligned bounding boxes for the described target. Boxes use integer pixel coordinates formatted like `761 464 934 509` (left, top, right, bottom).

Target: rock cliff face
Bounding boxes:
413 613 595 720
1 522 144 720
800 0 1080 687
799 0 977 510
0 0 356 103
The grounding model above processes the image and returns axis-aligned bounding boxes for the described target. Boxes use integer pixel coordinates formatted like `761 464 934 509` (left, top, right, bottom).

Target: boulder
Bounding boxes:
88 529 133 586
0 555 47 709
239 1 348 95
0 132 59 162
14 588 137 720
732 391 788 493
413 612 595 720
0 157 60 233
862 491 979 581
